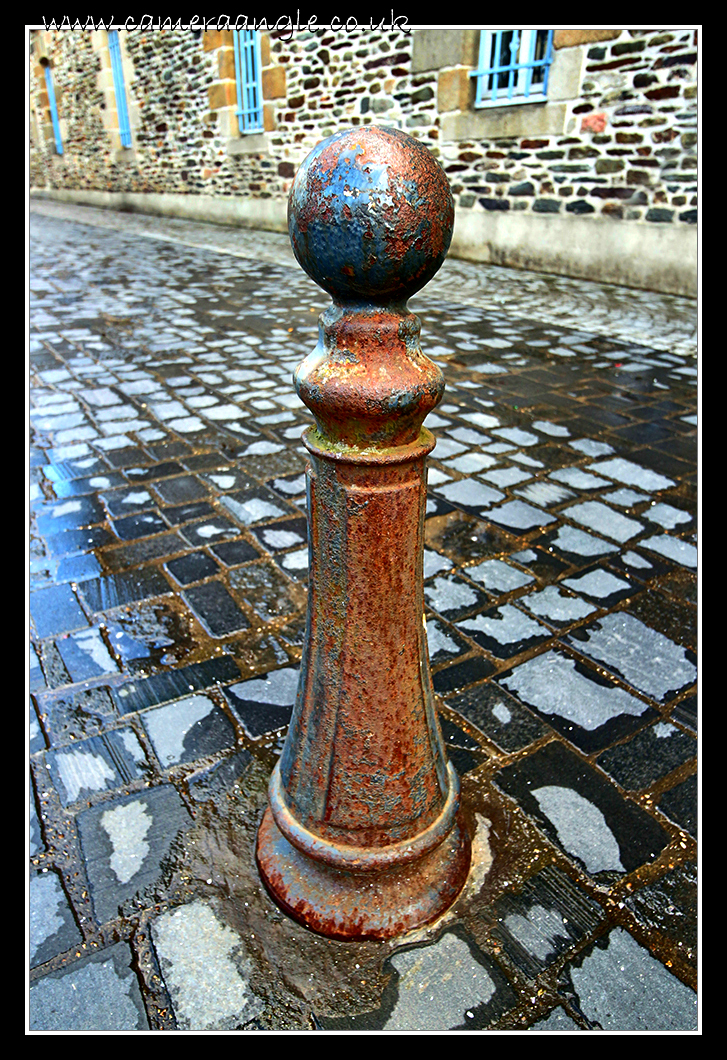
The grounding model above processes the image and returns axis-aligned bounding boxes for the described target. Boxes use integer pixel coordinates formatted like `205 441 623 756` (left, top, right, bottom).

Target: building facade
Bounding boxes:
29 24 698 296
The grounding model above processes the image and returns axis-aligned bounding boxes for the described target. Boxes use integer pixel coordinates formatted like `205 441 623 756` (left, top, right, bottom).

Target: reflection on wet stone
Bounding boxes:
549 466 611 491
45 728 148 804
151 901 264 1031
424 574 488 619
223 666 299 738
166 550 220 585
229 560 305 621
563 500 644 543
184 580 251 637
564 928 697 1031
29 871 84 968
458 605 551 659
495 741 670 875
55 626 118 681
518 584 595 626
37 685 119 745
435 478 505 511
179 516 241 547
624 860 697 958
77 568 173 613
151 474 210 505
382 931 506 1031
251 516 307 553
488 500 558 532
425 509 521 563
208 537 261 567
113 656 240 714
588 457 675 493
77 785 192 923
641 533 697 569
105 601 196 671
513 480 575 507
499 649 656 752
464 558 534 596
111 510 168 540
445 681 550 753
486 864 605 979
219 489 289 526
562 568 634 605
567 612 696 702
544 524 618 559
141 695 237 768
426 617 471 664
29 943 149 1031
30 583 88 639
534 786 626 873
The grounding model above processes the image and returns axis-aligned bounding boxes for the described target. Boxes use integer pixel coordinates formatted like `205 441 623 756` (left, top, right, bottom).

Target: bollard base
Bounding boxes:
256 806 471 942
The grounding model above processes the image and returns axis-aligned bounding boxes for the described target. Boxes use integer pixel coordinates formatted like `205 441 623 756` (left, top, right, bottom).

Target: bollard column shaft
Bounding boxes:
284 444 445 851
256 127 472 940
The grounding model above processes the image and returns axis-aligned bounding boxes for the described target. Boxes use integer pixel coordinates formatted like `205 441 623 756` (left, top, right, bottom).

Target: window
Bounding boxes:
108 30 132 148
471 30 554 108
233 29 264 133
42 63 63 154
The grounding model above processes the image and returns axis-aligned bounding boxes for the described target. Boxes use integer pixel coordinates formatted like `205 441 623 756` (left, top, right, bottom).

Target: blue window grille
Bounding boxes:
43 64 63 154
108 30 132 148
233 29 264 133
471 30 554 108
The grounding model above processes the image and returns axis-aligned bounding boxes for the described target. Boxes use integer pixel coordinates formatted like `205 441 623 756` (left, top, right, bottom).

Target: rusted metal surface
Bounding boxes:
256 125 471 940
288 125 454 304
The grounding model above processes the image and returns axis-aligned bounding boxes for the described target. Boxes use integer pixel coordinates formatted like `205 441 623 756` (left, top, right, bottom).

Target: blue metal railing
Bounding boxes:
471 30 554 108
43 65 63 154
108 30 132 147
233 29 264 133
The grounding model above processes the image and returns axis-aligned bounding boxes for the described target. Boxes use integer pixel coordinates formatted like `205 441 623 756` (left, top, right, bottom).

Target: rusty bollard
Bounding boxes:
255 126 472 940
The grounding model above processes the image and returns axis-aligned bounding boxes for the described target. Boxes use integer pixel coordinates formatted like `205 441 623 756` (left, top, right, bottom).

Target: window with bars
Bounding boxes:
108 30 132 148
233 29 264 133
42 63 63 155
471 30 554 108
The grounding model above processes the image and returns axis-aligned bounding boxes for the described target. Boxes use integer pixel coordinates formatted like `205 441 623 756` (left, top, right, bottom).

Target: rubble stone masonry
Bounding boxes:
29 27 698 294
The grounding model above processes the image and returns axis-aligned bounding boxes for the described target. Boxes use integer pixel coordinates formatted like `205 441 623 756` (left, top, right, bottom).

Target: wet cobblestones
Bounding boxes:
28 201 698 1032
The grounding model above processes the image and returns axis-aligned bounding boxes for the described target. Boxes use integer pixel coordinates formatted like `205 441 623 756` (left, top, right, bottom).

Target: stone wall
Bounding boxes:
29 26 698 295
433 28 697 227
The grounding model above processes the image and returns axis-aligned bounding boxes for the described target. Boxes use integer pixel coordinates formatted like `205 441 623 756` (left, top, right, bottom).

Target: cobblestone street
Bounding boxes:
28 200 698 1033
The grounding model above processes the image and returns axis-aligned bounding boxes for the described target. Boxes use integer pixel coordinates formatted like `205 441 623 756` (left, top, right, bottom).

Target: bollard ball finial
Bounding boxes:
288 125 454 305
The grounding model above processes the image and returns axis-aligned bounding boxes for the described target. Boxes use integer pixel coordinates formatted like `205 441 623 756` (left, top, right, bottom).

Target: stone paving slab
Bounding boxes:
151 900 265 1031
28 201 698 1033
29 941 149 1031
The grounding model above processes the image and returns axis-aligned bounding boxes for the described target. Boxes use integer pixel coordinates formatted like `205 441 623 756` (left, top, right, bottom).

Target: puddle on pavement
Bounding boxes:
425 508 523 564
157 750 563 1029
38 684 119 744
105 600 198 672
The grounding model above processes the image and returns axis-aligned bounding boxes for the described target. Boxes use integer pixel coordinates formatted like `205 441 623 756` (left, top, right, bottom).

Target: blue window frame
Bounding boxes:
471 30 554 108
108 30 132 148
233 29 264 133
43 64 63 154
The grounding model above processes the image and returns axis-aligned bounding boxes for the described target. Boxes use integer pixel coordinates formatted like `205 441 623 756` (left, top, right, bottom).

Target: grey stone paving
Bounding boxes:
28 200 698 1032
151 901 264 1031
29 942 148 1031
